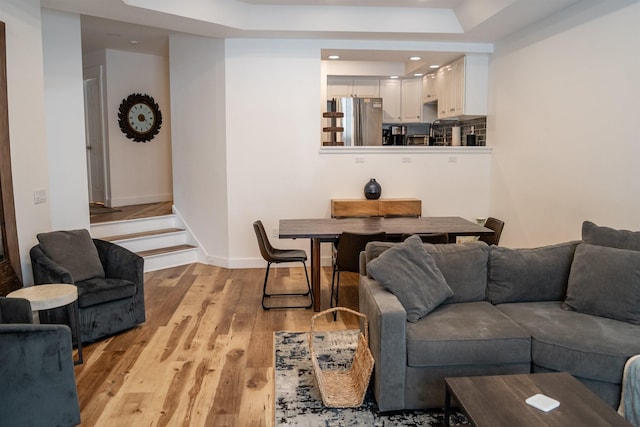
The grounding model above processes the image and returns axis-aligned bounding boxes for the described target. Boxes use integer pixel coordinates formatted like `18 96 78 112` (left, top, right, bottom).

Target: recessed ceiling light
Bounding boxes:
429 64 440 69
328 55 340 60
390 75 399 79
409 56 421 61
414 73 424 77
129 40 139 45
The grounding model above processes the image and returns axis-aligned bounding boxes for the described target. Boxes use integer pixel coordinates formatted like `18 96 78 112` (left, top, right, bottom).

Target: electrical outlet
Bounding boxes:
402 157 411 163
33 189 47 204
448 156 457 163
355 157 365 163
272 228 279 239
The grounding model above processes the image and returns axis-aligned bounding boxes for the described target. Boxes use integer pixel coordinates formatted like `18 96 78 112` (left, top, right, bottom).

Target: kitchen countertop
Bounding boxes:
319 146 491 154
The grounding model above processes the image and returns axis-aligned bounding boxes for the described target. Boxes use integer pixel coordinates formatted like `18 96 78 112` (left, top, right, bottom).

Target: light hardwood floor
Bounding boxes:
74 262 360 426
89 201 174 224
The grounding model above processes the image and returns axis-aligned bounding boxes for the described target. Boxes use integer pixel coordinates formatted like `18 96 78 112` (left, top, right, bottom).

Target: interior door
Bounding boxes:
83 65 108 205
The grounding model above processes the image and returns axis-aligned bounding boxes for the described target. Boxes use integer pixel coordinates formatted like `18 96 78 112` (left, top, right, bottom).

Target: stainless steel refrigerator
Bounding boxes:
336 97 383 146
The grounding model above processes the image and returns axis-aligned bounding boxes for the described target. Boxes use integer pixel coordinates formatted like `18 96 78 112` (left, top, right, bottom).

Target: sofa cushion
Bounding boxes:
405 301 531 367
423 241 489 304
582 221 640 251
367 235 453 322
497 301 640 384
366 240 489 304
75 278 137 308
564 243 640 325
487 241 580 304
37 229 105 282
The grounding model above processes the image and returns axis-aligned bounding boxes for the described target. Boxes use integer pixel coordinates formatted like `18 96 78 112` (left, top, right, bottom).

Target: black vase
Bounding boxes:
364 178 381 200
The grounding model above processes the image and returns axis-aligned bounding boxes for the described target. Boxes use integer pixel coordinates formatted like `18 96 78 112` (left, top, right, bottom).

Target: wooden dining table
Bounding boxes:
279 216 495 311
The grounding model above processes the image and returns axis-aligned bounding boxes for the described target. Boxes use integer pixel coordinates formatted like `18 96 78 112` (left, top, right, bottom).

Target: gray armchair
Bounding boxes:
30 229 145 343
0 297 81 427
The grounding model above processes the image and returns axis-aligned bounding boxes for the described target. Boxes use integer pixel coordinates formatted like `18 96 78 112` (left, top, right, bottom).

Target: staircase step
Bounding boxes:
100 228 184 242
137 244 197 258
139 244 199 272
90 215 178 239
90 213 200 272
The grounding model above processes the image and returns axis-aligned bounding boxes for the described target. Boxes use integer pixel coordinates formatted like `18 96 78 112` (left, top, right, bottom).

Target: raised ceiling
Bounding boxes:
42 0 636 76
236 0 464 6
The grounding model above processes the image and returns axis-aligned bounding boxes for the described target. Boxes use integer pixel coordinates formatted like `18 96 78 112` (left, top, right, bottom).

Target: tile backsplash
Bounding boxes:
430 117 486 146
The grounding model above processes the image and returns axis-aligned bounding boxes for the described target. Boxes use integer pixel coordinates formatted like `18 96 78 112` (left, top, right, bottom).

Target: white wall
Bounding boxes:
488 2 640 247
0 0 52 283
169 34 228 264
104 49 172 207
41 8 90 231
224 39 492 267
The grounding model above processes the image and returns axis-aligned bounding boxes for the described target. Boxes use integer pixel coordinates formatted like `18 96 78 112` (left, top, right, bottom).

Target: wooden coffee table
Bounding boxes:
8 283 83 365
444 372 631 426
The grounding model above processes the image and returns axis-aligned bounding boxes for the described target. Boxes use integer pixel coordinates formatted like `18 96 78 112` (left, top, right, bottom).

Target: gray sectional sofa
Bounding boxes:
359 221 640 412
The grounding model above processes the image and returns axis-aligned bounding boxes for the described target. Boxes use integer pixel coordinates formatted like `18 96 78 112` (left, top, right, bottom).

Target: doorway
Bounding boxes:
83 65 109 206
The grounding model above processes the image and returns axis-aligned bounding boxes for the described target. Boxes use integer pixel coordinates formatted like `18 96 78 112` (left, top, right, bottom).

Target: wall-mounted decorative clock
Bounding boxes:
117 93 162 142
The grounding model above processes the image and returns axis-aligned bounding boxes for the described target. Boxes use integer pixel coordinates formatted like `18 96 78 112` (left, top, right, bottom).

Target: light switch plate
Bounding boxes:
34 189 47 204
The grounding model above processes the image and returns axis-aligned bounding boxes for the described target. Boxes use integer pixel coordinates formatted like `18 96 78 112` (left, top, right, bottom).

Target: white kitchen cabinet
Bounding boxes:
379 79 402 122
436 54 488 119
401 78 423 123
354 79 380 97
327 77 379 99
436 62 456 118
422 73 438 103
327 77 352 99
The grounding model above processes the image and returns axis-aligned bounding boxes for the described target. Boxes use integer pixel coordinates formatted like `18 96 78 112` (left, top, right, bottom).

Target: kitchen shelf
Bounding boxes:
322 110 344 146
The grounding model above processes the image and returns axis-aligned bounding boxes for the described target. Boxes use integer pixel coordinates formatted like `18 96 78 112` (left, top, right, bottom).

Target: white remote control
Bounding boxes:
525 394 560 412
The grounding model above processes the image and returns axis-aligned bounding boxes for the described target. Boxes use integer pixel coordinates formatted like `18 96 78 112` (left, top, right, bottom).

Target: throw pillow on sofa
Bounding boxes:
564 243 640 325
367 235 453 322
365 240 489 304
582 220 640 251
487 241 580 304
421 241 489 303
37 229 105 282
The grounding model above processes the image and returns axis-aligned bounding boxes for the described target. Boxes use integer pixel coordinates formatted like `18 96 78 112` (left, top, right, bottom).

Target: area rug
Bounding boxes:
274 330 469 426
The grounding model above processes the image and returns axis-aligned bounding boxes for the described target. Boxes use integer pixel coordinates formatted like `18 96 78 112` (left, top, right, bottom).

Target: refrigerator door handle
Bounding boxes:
354 99 363 146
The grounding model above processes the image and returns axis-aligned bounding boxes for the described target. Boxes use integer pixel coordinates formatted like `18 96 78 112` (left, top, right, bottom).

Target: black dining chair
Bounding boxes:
253 220 313 310
478 217 505 246
331 231 387 313
401 232 450 244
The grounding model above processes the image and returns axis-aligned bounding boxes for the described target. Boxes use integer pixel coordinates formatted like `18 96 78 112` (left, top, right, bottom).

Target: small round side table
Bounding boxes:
8 283 83 365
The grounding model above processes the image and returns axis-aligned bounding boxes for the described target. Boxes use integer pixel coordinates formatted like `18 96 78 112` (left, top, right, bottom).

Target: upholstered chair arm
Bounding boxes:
359 275 407 412
0 297 34 324
29 245 74 284
93 239 144 284
0 323 80 426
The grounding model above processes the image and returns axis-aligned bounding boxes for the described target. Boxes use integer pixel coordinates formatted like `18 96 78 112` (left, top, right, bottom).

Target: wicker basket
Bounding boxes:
308 307 375 408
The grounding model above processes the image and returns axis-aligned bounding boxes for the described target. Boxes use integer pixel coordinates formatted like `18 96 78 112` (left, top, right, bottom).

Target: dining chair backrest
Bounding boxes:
478 217 505 246
335 232 387 273
253 220 277 262
401 233 449 244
